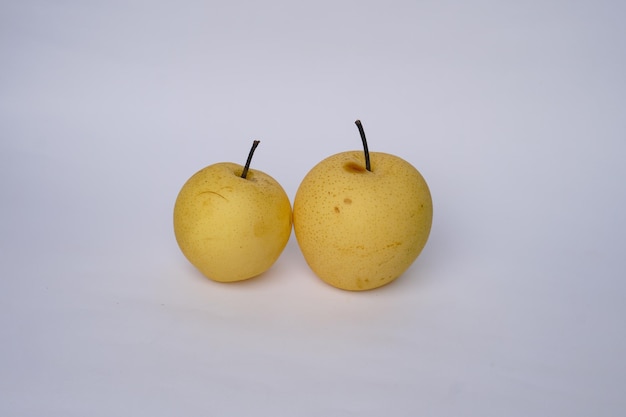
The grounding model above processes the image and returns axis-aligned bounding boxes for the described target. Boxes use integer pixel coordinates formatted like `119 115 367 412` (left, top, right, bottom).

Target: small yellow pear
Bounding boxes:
173 141 292 282
293 121 433 291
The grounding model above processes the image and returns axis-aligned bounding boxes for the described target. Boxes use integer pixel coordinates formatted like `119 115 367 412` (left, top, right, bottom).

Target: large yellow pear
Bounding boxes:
293 122 433 291
173 152 292 282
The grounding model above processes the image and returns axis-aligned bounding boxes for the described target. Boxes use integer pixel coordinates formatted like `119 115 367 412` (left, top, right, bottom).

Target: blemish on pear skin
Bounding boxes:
334 206 340 214
343 198 352 204
343 162 366 173
198 190 228 201
355 277 370 289
254 221 269 237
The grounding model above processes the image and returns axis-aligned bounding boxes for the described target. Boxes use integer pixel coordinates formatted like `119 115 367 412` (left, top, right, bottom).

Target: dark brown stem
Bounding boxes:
354 120 371 171
241 140 260 179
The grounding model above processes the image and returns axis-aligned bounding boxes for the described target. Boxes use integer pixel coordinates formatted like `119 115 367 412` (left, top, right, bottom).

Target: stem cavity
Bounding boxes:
354 120 371 171
241 140 260 179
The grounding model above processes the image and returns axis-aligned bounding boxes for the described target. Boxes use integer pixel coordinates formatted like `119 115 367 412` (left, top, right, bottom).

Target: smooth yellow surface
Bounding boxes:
173 162 292 282
293 151 433 291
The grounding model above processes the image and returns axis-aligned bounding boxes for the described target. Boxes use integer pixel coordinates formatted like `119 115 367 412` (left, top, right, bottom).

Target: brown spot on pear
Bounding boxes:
343 162 366 173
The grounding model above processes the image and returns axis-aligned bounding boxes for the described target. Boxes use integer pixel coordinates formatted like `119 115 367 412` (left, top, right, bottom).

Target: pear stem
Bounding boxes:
241 140 260 179
355 120 371 171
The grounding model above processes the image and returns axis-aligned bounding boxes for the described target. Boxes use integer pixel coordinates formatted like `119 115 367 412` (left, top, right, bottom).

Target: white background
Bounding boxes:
1 1 625 416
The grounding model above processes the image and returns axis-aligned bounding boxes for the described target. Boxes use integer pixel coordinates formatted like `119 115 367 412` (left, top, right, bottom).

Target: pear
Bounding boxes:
293 121 432 291
174 141 292 282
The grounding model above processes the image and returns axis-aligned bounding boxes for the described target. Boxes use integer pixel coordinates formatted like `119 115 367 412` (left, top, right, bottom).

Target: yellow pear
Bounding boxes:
293 121 432 291
173 141 292 282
